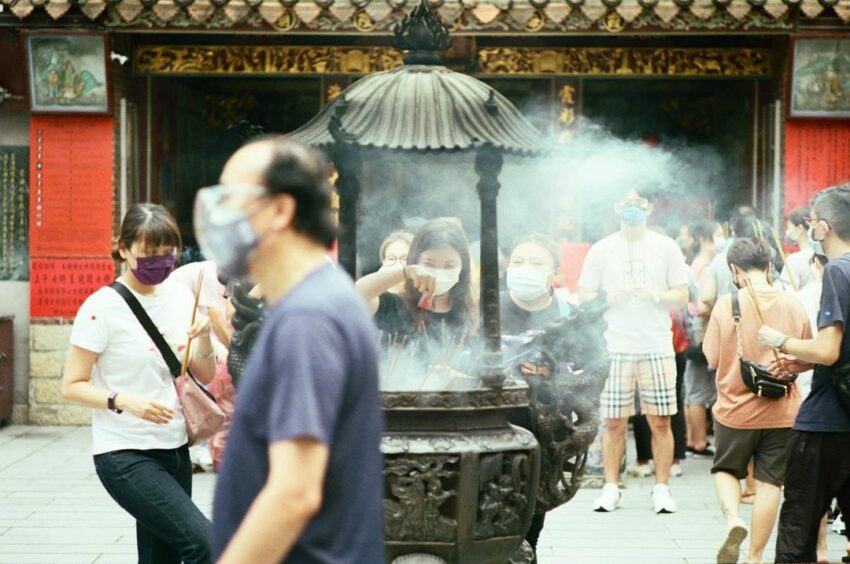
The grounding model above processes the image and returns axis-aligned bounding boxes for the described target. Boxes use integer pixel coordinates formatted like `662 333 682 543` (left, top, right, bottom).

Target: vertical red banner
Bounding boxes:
784 121 850 214
29 116 114 257
29 115 115 319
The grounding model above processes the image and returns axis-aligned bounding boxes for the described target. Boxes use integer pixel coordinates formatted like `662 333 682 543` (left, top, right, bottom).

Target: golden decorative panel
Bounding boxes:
477 47 773 77
134 45 404 75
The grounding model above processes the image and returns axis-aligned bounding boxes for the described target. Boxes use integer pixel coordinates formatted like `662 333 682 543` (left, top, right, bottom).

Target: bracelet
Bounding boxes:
194 349 215 360
108 392 123 414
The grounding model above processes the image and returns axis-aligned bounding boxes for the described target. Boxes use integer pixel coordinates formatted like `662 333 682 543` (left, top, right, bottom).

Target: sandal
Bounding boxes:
741 491 756 505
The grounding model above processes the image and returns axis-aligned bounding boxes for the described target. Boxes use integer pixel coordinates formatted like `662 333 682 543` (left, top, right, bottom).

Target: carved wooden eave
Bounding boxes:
133 44 774 77
3 0 850 32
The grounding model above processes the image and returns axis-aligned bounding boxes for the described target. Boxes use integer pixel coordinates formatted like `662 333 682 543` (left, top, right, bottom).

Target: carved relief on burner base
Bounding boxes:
383 455 459 543
381 424 540 564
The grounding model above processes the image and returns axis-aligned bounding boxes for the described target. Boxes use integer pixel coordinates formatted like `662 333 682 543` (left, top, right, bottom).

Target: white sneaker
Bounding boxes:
670 463 683 477
652 483 677 514
626 463 653 478
593 483 621 512
717 516 748 563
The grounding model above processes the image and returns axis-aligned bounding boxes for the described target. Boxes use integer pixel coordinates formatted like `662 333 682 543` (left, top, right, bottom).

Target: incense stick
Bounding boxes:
181 269 205 375
742 277 785 370
770 228 797 292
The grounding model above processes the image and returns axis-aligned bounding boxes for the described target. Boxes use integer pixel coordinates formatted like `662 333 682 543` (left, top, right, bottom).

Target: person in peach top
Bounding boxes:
703 238 811 564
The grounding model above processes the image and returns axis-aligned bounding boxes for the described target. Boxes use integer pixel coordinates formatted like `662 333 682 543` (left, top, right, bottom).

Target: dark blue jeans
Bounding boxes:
94 445 212 564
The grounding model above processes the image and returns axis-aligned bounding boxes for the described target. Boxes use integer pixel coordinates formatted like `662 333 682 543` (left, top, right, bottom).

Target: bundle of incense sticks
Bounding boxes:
742 277 786 372
181 268 205 375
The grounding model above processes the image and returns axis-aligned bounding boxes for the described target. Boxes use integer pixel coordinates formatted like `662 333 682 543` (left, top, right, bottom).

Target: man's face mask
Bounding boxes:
506 266 551 302
807 221 829 257
618 204 650 226
194 185 268 279
419 266 462 296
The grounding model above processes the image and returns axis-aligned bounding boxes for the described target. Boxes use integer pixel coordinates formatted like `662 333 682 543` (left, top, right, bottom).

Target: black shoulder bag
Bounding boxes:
731 289 796 399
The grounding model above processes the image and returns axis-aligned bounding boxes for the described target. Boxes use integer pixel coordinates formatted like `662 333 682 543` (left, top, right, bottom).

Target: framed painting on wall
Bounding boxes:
789 38 850 120
24 31 112 115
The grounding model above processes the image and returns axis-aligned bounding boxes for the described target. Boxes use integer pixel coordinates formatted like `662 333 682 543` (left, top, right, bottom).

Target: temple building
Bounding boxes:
1 0 849 424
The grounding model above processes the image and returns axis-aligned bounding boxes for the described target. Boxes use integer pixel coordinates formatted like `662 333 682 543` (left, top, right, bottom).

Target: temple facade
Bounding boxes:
1 0 849 424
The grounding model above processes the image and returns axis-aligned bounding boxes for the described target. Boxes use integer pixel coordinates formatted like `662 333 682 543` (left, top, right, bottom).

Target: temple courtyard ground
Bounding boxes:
0 426 847 563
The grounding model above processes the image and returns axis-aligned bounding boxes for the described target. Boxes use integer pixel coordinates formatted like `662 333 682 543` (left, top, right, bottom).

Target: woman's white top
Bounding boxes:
70 279 192 455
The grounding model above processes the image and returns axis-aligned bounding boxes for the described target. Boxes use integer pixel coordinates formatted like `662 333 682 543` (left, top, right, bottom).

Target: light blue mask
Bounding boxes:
194 185 266 279
807 224 826 257
618 205 649 226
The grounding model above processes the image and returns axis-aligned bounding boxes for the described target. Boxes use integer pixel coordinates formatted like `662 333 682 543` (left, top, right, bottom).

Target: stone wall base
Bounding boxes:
28 323 89 426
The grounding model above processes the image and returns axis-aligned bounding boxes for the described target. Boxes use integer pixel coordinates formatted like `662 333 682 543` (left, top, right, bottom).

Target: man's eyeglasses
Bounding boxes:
803 217 829 228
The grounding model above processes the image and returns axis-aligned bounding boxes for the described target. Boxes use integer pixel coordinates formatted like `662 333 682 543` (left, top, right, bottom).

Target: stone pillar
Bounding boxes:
28 323 90 425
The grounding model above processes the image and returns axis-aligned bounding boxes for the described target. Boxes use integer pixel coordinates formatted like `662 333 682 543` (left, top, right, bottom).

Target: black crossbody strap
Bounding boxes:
109 281 182 377
731 288 741 322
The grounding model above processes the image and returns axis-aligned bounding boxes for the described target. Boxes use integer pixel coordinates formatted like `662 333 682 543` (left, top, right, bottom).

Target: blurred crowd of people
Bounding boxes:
57 134 850 564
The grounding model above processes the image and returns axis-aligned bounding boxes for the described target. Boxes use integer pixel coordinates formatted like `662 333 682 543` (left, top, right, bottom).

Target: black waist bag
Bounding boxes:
732 290 796 400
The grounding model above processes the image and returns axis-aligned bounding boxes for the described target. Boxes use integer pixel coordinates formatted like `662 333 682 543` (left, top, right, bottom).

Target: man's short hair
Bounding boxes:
730 210 758 239
812 183 850 242
689 220 718 243
727 238 771 272
787 206 810 228
254 137 338 249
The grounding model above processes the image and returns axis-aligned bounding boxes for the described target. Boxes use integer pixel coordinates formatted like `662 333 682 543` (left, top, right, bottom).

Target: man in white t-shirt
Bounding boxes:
578 189 689 514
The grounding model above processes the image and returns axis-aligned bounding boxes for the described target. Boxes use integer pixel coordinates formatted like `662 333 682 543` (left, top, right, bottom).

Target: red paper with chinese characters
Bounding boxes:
29 116 114 257
30 258 115 318
785 121 850 214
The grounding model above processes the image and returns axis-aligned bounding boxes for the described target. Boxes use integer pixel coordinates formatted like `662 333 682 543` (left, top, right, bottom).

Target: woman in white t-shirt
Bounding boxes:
61 204 216 564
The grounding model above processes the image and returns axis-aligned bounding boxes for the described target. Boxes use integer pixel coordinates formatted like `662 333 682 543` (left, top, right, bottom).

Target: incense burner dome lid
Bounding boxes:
288 2 548 155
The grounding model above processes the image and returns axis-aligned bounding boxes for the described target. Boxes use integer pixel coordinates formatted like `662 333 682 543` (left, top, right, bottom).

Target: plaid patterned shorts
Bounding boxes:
600 353 678 419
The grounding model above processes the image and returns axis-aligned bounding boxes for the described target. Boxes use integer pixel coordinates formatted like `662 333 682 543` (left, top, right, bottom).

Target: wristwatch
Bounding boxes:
773 335 789 351
107 392 123 414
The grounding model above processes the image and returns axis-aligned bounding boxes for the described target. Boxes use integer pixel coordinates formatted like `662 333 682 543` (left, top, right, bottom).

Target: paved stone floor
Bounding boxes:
0 426 847 563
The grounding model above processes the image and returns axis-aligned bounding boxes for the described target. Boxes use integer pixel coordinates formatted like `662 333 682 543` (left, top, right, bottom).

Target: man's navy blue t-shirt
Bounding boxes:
795 253 850 433
212 264 384 563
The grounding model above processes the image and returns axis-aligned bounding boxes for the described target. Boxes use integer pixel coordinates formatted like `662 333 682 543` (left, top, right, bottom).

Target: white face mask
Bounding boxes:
419 266 462 296
507 266 550 302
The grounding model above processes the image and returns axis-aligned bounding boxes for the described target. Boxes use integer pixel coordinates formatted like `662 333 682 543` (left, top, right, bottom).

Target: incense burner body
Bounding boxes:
381 388 539 564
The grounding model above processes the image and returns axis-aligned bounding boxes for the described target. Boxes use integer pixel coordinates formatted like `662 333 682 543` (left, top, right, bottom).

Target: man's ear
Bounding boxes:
268 194 297 233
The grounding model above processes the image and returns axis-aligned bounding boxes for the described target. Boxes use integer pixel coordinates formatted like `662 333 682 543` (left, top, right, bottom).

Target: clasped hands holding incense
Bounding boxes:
757 325 814 378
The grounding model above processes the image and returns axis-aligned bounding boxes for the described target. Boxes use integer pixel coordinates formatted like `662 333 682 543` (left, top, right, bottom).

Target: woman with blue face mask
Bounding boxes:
500 233 568 558
501 234 565 336
61 204 215 564
355 218 477 342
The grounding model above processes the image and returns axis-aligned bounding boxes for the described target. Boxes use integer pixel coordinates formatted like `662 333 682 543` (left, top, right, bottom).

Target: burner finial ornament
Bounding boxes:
393 0 451 65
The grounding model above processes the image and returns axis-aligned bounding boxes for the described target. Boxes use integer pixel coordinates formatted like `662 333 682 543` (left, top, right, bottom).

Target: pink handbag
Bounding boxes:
175 372 226 446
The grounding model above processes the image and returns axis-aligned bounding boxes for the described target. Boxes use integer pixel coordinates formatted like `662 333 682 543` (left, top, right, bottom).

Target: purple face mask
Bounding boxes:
131 254 176 286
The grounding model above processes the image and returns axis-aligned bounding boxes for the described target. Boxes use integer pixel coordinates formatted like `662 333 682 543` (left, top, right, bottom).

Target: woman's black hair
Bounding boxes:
111 203 182 262
509 233 560 269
